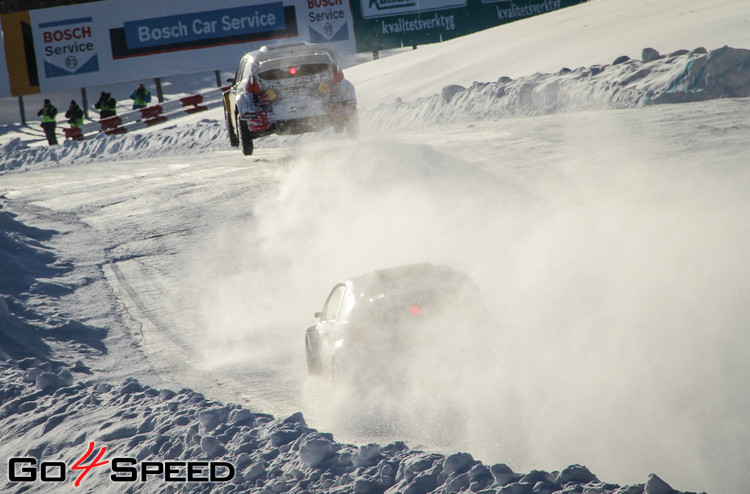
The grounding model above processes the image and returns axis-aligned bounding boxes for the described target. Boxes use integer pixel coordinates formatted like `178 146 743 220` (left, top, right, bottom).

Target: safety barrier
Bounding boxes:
63 86 230 140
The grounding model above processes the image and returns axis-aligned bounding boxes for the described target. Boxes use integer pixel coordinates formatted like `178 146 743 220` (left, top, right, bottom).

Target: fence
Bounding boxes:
63 86 229 141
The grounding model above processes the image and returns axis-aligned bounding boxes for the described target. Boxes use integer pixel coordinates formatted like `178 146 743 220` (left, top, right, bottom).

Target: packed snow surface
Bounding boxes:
2 0 750 493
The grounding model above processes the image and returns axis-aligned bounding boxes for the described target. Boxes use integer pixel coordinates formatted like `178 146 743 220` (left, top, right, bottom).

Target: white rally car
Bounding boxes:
223 42 358 155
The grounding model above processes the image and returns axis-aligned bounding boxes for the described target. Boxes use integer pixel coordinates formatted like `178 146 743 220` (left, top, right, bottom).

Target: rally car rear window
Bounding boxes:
258 63 330 81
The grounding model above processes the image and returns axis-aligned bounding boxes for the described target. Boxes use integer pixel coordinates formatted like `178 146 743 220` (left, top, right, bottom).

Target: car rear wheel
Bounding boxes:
236 113 254 156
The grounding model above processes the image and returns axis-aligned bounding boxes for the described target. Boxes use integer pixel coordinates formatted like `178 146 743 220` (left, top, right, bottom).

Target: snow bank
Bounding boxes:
0 361 688 494
365 46 750 129
0 117 229 174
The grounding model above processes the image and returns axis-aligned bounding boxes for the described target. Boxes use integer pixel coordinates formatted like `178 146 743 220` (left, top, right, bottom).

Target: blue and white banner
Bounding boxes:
39 16 100 78
123 4 286 51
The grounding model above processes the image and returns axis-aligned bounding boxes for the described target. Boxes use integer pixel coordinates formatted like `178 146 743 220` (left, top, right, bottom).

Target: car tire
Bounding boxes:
225 111 239 147
346 109 359 139
306 335 322 375
236 113 254 156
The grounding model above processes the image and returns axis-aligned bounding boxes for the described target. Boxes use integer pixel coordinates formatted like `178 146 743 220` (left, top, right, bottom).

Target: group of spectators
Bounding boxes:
37 83 152 146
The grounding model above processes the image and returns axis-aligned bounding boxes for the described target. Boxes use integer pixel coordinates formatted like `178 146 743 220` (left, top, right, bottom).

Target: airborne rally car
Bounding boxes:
304 264 483 387
222 42 358 155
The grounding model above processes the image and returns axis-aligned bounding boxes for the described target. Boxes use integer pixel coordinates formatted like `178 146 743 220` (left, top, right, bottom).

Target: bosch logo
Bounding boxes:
308 0 343 7
43 26 92 43
8 442 235 487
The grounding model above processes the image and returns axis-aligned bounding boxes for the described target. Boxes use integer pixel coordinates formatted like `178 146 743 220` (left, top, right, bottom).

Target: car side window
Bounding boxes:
241 60 254 82
234 57 247 84
322 285 346 321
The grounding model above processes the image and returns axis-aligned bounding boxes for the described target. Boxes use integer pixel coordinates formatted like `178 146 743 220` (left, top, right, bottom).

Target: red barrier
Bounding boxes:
62 86 230 140
180 94 204 106
140 105 163 119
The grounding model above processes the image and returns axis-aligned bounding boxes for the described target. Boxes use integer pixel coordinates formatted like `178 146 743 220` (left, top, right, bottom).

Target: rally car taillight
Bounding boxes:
246 77 262 95
332 64 344 84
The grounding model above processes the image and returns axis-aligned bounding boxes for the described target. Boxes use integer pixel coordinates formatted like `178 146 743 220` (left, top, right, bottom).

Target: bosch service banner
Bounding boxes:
113 3 295 58
40 16 98 78
0 0 356 97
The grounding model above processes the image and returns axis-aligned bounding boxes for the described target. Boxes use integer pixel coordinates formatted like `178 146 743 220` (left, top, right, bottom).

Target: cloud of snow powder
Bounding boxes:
189 107 750 494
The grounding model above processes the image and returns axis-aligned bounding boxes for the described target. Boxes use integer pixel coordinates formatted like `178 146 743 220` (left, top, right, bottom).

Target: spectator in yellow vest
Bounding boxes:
65 100 84 128
130 83 152 110
95 91 118 119
37 99 58 146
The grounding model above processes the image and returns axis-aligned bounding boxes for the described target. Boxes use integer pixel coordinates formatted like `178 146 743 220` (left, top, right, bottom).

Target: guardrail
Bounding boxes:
63 86 230 140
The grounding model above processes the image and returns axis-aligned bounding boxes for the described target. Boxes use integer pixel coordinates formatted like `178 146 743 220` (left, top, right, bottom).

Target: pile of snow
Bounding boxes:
366 45 750 129
0 117 229 174
0 362 685 494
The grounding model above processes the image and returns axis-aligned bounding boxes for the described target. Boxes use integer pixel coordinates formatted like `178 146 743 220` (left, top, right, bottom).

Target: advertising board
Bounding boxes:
350 0 585 52
0 0 356 98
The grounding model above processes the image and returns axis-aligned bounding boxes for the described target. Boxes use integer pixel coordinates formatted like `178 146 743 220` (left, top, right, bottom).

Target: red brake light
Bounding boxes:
246 77 261 95
332 64 344 84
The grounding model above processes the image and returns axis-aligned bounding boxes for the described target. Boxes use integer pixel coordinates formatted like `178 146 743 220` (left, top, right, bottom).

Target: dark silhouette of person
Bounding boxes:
37 99 58 145
95 91 118 119
65 100 84 127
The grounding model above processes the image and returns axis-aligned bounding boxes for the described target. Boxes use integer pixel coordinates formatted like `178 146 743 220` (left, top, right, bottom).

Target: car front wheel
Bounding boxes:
225 110 239 147
236 114 254 156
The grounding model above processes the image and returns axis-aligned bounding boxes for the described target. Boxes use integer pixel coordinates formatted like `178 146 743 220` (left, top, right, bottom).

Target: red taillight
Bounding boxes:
332 64 344 84
246 77 261 95
351 326 369 342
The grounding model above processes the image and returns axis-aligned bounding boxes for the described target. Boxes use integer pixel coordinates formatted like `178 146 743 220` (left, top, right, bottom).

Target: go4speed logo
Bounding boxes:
8 441 235 487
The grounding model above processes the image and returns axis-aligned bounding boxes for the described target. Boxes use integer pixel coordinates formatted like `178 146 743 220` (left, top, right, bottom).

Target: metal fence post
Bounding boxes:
154 77 164 103
81 87 89 119
18 96 26 125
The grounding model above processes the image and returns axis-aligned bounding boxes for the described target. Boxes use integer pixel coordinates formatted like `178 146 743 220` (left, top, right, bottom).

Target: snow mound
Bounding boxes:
0 118 228 174
0 366 689 494
365 46 750 128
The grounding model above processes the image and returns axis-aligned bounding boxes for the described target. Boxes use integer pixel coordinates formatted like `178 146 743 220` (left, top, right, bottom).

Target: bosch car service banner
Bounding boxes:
0 0 356 97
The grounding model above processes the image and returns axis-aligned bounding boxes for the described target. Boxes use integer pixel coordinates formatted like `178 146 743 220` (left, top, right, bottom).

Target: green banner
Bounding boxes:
351 0 586 52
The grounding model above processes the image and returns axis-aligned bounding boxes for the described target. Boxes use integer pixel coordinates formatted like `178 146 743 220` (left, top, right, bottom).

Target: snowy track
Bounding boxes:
4 96 750 493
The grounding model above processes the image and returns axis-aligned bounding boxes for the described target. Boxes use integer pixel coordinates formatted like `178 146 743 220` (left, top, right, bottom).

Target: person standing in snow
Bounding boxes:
95 91 117 119
37 99 58 146
65 100 84 128
130 83 151 110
